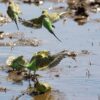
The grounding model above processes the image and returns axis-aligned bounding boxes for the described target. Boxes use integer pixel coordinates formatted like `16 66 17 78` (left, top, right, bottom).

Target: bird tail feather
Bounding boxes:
49 30 62 42
14 20 19 30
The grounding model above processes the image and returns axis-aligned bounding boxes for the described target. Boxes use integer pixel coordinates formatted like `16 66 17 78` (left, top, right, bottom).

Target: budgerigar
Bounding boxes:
7 1 21 30
42 15 61 42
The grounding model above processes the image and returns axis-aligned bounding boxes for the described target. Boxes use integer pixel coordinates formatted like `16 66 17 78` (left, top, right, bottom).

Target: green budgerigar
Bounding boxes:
34 81 51 93
25 59 37 74
7 1 20 30
42 15 61 42
42 10 67 23
10 56 25 70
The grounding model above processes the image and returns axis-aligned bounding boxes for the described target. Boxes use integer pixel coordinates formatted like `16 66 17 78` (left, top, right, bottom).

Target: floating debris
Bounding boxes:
54 74 60 77
7 71 24 82
22 0 34 3
0 14 11 26
81 50 90 55
74 5 89 25
0 38 41 47
89 1 100 12
0 31 4 39
0 32 24 40
0 87 9 93
49 6 66 12
86 69 91 78
67 0 79 9
0 0 9 3
23 0 44 5
48 0 64 3
15 38 42 46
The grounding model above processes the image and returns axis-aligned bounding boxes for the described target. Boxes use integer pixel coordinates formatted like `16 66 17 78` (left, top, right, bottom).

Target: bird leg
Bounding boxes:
28 70 31 87
33 71 39 83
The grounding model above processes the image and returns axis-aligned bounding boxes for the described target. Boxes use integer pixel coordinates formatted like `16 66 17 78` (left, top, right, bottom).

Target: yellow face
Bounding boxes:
36 50 50 58
9 0 14 4
42 10 48 15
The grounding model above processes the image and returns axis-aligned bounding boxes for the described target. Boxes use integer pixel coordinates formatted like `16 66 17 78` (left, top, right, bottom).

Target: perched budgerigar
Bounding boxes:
42 15 61 42
7 0 21 30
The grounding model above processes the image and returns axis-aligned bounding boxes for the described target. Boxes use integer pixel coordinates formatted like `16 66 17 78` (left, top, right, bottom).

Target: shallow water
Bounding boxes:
0 0 100 100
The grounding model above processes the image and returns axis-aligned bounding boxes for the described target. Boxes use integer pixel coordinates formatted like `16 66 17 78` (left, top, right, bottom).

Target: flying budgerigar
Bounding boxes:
42 15 62 42
7 0 21 30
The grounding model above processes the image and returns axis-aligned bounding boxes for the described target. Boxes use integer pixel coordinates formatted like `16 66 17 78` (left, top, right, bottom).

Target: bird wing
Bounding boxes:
7 6 14 19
